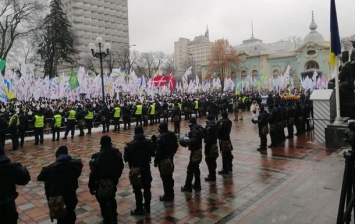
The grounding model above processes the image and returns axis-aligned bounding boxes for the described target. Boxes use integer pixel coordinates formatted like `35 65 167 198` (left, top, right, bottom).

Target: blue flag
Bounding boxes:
330 0 341 66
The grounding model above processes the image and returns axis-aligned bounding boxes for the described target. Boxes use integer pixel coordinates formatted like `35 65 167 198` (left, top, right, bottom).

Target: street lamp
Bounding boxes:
89 37 111 103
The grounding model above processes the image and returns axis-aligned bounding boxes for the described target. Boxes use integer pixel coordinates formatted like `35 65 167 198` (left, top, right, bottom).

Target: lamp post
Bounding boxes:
89 37 111 103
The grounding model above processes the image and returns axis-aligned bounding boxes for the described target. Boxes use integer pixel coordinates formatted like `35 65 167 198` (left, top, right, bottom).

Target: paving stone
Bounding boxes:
2 112 343 223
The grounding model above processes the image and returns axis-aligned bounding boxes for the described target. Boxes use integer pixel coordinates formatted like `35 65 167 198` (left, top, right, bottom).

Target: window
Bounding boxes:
305 60 319 70
307 50 316 55
241 71 247 80
252 70 259 82
273 70 279 79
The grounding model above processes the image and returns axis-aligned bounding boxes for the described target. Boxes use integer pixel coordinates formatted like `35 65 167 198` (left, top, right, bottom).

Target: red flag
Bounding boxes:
169 72 175 91
152 75 169 87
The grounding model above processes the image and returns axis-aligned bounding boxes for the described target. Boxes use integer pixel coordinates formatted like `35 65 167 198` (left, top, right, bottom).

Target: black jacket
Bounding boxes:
37 155 82 198
124 134 155 168
89 147 124 192
154 131 178 165
217 118 232 141
0 117 8 134
0 155 30 201
18 113 29 130
205 120 218 145
188 123 205 150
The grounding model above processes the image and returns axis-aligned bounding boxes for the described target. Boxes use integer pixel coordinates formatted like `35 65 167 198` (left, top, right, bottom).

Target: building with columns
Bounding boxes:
200 12 330 91
233 12 330 89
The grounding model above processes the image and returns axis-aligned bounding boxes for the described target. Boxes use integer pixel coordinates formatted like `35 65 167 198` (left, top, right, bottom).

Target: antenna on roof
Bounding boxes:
251 21 254 39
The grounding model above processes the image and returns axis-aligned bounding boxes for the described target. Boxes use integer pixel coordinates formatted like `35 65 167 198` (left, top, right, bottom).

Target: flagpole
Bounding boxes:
334 56 342 123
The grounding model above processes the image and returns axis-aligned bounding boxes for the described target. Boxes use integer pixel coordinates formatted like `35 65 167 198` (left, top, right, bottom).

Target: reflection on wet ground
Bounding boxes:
5 111 333 223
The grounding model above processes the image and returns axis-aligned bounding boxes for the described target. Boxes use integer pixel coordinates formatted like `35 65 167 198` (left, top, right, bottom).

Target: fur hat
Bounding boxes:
100 135 112 148
55 146 68 157
134 126 144 135
158 122 168 132
222 111 228 118
189 118 197 124
207 114 215 121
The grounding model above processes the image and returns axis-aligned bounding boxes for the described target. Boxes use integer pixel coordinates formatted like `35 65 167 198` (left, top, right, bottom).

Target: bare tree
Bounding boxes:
80 54 97 75
341 34 355 51
209 39 239 92
104 51 117 74
0 0 44 62
138 51 155 78
153 51 165 70
278 36 302 50
164 53 174 74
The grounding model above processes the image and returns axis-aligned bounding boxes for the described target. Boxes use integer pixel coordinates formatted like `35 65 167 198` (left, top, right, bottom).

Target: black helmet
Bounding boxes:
179 136 191 147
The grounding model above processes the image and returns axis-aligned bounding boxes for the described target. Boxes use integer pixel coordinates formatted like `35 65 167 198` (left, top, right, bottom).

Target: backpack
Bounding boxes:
48 196 67 220
97 179 114 199
129 167 142 185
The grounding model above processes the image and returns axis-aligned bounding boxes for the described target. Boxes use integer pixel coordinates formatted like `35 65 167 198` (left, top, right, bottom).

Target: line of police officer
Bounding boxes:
254 99 313 151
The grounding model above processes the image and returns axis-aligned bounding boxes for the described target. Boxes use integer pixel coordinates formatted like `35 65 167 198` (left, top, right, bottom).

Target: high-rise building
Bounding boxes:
61 0 129 56
174 27 212 79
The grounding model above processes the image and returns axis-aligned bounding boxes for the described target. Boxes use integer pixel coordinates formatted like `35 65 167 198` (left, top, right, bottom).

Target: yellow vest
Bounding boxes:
149 105 155 115
194 100 198 109
134 105 142 115
34 115 44 128
9 114 19 126
178 103 182 110
135 105 142 115
114 107 121 118
229 98 234 105
68 110 76 120
85 111 93 119
53 114 62 128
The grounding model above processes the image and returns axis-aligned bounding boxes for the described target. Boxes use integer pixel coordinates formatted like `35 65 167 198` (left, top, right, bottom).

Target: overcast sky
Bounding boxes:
128 0 354 54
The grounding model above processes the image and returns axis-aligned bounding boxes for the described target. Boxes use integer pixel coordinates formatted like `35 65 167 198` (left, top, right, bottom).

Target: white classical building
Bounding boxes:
61 0 129 55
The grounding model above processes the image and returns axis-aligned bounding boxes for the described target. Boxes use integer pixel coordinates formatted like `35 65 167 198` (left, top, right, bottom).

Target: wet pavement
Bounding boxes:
3 111 345 224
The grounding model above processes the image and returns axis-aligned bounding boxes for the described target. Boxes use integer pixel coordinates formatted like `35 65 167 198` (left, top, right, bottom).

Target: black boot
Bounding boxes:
131 207 145 215
181 186 192 192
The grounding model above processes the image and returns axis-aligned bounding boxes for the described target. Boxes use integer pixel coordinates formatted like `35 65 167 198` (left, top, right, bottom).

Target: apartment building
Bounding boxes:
174 27 212 79
61 0 129 56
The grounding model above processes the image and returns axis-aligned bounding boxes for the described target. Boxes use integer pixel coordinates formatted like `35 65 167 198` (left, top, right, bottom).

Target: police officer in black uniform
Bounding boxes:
154 122 178 201
142 102 149 126
76 106 86 136
181 118 205 192
172 103 181 134
217 112 233 174
100 104 111 133
294 101 304 135
121 102 131 130
0 144 30 223
303 100 311 131
161 100 169 122
268 105 278 147
0 114 8 147
204 114 218 181
124 126 155 215
8 108 19 151
37 146 83 224
89 135 124 224
256 106 269 151
18 109 28 148
155 100 161 124
286 102 295 138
